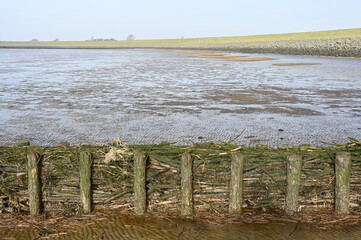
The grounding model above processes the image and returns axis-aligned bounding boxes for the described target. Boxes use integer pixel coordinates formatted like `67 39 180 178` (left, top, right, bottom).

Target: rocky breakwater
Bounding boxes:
165 38 361 58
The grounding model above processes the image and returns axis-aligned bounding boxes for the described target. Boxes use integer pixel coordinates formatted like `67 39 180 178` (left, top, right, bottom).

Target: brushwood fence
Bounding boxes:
0 142 360 216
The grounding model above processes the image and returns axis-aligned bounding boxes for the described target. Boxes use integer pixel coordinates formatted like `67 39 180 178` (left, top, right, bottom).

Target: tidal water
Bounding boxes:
2 215 361 240
0 48 360 146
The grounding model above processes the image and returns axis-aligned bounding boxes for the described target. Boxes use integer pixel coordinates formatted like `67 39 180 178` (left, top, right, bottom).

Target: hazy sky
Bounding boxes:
1 0 360 41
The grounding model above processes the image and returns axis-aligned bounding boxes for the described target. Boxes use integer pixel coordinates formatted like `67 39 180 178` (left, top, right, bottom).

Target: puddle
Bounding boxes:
273 63 322 66
222 57 277 61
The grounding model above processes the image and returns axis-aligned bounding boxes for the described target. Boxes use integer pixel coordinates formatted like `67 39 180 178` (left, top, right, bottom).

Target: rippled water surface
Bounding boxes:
0 48 360 146
1 215 361 240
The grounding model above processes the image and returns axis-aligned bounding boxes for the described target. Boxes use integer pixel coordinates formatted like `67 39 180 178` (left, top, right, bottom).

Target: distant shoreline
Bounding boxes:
1 38 360 58
2 27 361 58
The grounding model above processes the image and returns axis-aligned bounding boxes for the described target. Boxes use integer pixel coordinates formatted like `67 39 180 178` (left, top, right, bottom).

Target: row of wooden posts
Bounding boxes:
26 151 351 216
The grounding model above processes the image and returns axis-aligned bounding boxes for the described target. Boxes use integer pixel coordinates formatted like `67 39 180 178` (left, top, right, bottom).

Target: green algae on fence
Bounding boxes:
335 152 351 214
285 153 302 215
79 151 93 214
134 151 147 214
229 153 244 214
27 151 43 215
181 152 194 216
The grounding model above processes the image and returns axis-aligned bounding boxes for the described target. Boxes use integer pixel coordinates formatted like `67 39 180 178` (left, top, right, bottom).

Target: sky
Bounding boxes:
0 0 360 41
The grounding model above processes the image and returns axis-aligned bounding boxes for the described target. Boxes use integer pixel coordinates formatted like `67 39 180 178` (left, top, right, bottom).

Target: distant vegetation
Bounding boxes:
86 36 117 41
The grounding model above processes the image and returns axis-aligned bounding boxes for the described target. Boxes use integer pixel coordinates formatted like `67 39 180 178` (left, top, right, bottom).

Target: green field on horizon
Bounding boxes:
1 28 361 46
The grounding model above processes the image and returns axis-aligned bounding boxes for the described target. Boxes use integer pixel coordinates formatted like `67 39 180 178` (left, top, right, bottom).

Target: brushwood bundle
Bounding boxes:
0 139 360 215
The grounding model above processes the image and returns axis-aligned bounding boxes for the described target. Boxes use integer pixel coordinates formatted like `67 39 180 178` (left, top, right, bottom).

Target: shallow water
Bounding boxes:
0 48 360 146
2 215 361 240
50 217 361 240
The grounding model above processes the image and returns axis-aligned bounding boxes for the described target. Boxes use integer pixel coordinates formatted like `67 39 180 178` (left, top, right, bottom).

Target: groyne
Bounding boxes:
1 140 360 216
1 140 361 239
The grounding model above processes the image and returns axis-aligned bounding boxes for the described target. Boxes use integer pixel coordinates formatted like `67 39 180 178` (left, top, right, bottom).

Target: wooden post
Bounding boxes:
134 151 147 214
229 153 244 214
335 152 351 215
27 151 43 215
79 151 93 214
285 153 302 215
181 152 193 216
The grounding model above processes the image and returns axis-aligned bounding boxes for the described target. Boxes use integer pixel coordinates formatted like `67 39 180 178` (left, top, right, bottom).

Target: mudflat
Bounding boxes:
0 48 360 146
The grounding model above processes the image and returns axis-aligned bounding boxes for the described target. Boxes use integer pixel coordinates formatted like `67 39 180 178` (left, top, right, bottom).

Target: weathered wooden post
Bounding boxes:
229 153 244 214
335 152 351 215
285 153 302 215
79 151 93 214
134 151 147 214
181 152 194 216
27 151 43 215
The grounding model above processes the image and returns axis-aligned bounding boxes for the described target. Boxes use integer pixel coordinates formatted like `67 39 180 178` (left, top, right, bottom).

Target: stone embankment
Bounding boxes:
179 38 361 58
1 38 360 58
